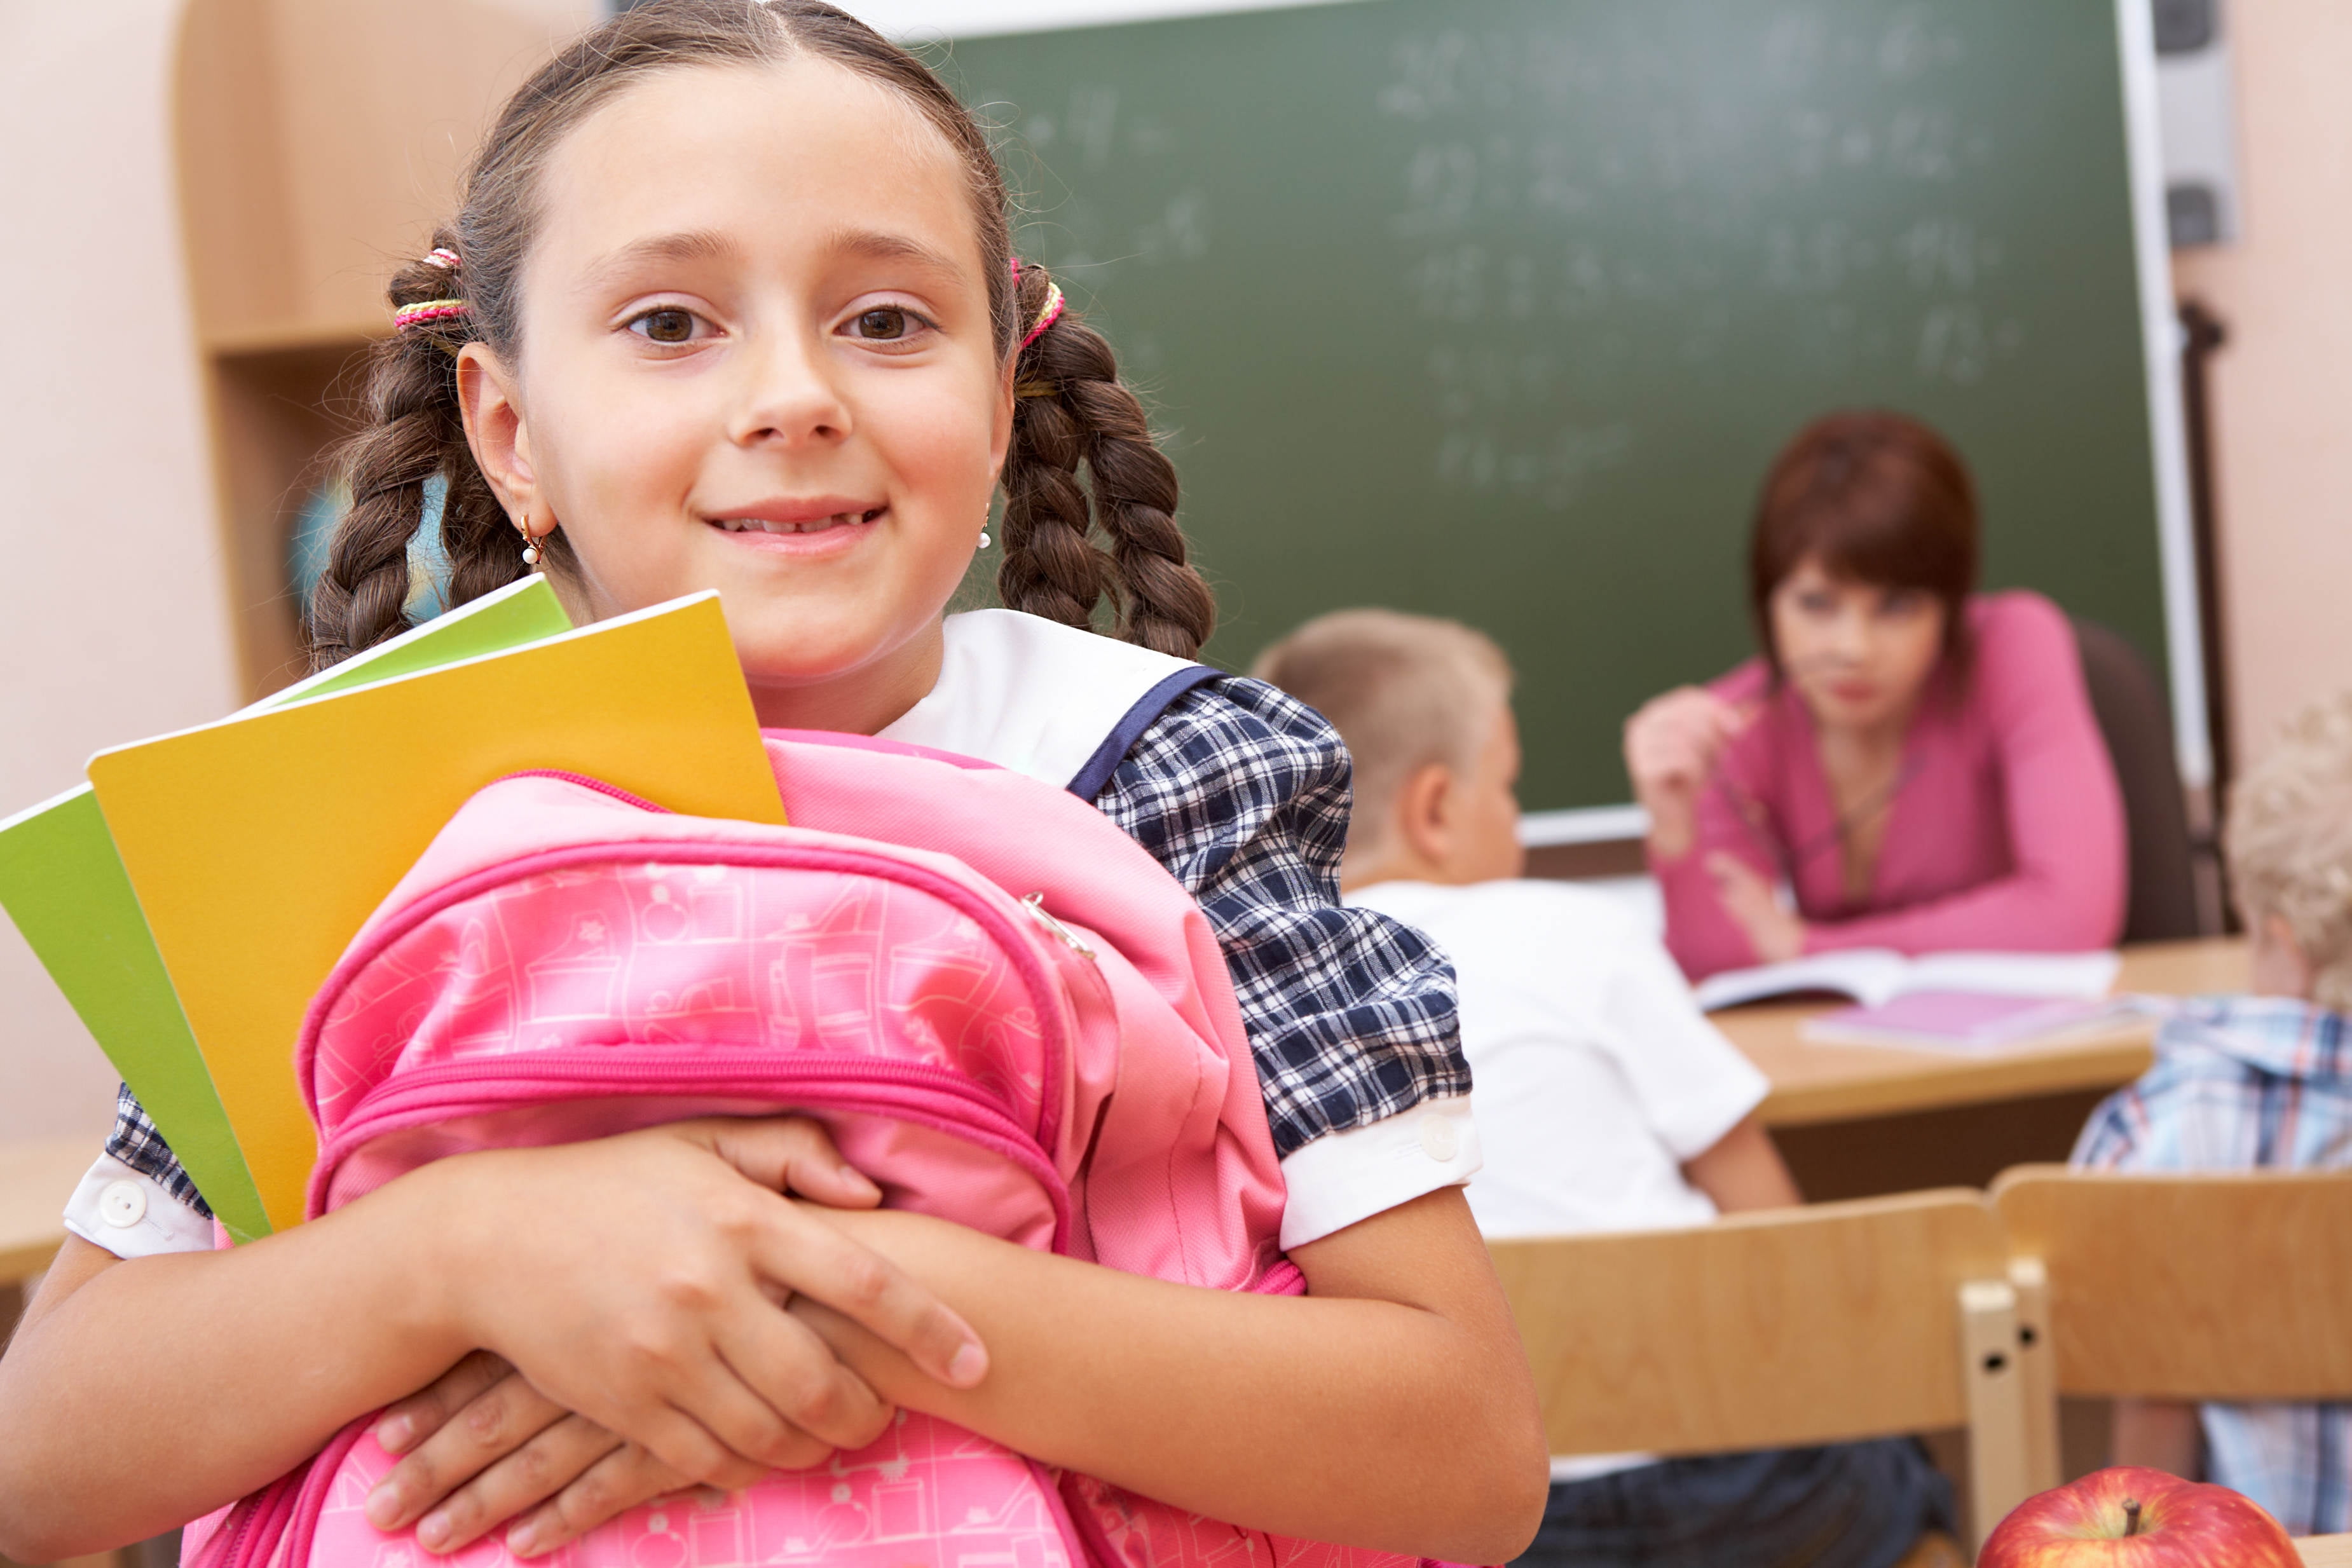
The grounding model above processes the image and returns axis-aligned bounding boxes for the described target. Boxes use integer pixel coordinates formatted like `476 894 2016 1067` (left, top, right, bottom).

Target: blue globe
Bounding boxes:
287 475 453 625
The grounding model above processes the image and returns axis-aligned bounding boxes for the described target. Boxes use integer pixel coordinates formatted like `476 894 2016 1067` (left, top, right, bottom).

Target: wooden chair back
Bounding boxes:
1993 1164 2352 1401
1489 1189 2034 1543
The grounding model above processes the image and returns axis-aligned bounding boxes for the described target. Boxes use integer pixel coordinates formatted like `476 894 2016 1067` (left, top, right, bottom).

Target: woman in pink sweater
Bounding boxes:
1625 411 2127 982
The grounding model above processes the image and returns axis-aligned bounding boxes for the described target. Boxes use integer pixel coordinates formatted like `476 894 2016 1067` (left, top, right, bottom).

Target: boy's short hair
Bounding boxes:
2227 689 2352 1011
1252 609 1512 859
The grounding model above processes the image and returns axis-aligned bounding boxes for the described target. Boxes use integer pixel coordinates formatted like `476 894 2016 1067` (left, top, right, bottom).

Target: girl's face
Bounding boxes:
459 58 1013 731
1768 555 1947 735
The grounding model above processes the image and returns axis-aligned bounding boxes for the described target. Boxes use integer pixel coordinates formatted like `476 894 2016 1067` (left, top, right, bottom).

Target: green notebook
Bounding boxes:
0 577 573 1241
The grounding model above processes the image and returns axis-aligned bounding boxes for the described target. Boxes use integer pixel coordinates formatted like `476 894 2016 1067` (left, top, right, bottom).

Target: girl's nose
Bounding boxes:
728 326 854 448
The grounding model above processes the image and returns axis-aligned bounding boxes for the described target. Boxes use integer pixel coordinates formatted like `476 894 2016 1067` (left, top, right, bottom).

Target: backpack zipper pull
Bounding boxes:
1020 892 1097 960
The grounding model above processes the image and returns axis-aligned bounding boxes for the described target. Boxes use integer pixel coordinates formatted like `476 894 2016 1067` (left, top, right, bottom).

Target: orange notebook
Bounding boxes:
87 592 783 1231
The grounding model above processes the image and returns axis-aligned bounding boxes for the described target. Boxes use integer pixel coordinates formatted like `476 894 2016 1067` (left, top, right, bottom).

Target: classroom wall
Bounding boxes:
0 1 235 1142
2170 1 2352 772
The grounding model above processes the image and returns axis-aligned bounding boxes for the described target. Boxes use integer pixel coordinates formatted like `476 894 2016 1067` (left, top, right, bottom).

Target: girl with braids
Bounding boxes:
0 3 1543 1565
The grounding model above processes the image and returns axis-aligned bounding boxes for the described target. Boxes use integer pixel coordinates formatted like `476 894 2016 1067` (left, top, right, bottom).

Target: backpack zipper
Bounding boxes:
313 1039 1075 1246
301 817 1081 1158
1020 892 1097 959
496 768 676 814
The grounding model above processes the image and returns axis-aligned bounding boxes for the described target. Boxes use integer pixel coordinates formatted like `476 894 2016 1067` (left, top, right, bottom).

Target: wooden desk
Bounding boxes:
1 1136 97 1286
1718 938 2250 1128
2302 1536 2352 1567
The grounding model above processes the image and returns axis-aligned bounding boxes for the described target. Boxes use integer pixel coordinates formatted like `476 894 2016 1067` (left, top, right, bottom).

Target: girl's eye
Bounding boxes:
1880 590 1925 618
629 308 698 344
854 307 912 340
1796 589 1838 616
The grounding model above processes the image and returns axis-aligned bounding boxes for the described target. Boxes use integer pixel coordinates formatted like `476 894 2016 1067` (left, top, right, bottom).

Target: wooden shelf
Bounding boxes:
172 0 598 699
206 320 386 360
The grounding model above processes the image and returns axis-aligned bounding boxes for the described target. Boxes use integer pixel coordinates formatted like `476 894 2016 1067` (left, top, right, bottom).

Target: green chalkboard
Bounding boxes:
943 0 2166 813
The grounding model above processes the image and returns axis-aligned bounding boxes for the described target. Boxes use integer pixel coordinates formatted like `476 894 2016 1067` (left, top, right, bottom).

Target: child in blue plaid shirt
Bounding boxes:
2075 689 2352 1533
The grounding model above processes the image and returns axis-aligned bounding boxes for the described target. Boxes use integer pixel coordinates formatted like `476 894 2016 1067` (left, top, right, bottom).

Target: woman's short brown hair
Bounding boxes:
1748 410 1980 678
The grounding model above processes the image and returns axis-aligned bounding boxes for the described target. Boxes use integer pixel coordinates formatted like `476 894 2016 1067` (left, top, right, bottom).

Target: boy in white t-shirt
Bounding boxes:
1256 609 1959 1568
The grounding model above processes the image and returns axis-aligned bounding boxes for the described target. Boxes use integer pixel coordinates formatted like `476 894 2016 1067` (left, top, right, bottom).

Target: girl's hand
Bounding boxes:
1624 687 1751 859
420 1116 988 1500
362 1353 686 1558
1707 851 1806 964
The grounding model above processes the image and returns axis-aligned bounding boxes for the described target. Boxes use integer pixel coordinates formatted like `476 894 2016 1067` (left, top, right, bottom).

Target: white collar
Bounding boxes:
880 610 1201 790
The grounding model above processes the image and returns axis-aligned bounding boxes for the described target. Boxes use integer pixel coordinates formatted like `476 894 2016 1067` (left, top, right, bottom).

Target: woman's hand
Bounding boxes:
1624 687 1751 859
416 1117 988 1508
1707 852 1806 964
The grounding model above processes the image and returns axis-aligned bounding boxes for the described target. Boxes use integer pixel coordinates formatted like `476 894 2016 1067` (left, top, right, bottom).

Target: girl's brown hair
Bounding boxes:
310 0 1214 670
1747 409 1979 678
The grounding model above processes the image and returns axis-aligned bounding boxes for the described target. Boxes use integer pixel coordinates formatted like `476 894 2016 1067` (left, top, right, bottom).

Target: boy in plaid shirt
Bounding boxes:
2075 689 2352 1533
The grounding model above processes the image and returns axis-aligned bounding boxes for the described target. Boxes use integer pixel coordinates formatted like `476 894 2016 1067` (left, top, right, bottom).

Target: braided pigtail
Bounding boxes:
308 234 524 669
1000 264 1216 659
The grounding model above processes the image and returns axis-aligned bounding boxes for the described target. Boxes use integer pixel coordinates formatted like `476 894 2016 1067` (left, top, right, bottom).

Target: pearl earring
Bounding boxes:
977 530 992 550
519 524 544 567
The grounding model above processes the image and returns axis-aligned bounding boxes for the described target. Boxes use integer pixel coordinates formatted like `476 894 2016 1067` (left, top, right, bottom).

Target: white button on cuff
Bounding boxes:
1418 1110 1461 1162
99 1178 148 1229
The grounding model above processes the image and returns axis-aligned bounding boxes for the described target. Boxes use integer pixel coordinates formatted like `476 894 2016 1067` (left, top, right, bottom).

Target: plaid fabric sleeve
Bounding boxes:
104 1081 214 1218
2072 1081 2159 1171
1091 674 1468 1159
2074 1001 2314 1173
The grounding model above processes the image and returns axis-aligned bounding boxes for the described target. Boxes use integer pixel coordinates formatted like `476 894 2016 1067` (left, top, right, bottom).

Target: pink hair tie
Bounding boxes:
425 247 462 272
1020 281 1065 350
395 299 470 334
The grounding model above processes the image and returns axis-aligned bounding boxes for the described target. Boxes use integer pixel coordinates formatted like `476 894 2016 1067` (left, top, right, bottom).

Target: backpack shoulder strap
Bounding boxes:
880 610 1215 798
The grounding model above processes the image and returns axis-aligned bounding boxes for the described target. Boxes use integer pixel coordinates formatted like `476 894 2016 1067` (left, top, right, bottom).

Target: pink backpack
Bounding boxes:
186 730 1435 1568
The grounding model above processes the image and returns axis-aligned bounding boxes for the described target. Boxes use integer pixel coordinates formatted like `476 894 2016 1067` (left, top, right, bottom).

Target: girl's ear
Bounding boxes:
455 342 538 526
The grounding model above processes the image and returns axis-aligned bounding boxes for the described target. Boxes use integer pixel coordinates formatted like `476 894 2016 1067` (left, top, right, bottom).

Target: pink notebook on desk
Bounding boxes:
1801 991 2123 1052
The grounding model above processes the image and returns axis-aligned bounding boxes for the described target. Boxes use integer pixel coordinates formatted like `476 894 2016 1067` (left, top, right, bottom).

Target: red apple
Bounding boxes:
1978 1466 2299 1565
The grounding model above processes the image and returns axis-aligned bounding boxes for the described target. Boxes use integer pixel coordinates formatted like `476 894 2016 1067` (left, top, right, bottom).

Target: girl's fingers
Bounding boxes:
366 1368 569 1531
655 1340 832 1477
376 1351 518 1456
504 1444 690 1560
714 1299 894 1455
667 1117 882 1209
748 1201 988 1391
409 1415 624 1553
603 1394 760 1492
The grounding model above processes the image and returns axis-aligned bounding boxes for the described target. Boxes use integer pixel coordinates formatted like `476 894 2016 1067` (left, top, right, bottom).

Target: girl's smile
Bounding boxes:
706 500 889 557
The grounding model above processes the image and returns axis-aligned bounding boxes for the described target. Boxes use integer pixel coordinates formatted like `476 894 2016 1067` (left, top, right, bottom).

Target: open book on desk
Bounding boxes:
1692 948 2122 1013
1798 991 2135 1053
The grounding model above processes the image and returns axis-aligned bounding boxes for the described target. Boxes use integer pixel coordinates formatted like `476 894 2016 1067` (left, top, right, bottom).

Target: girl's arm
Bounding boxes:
801 1187 1549 1563
0 1120 985 1564
368 1188 1548 1564
828 681 1545 1556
